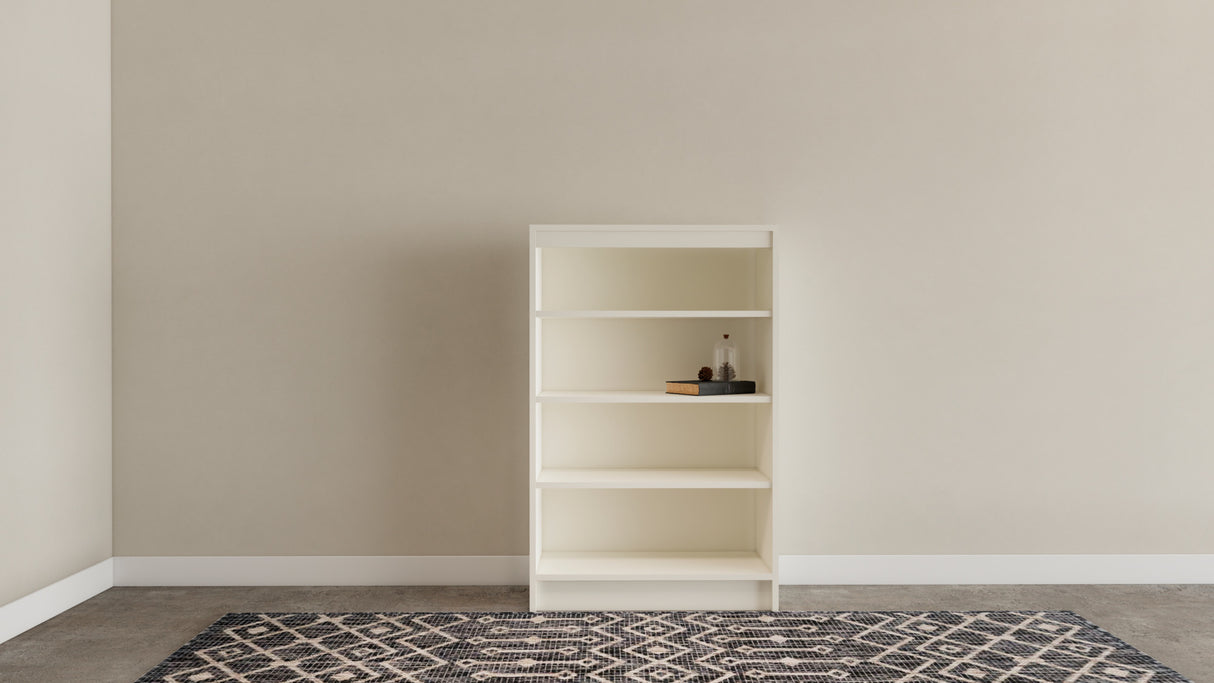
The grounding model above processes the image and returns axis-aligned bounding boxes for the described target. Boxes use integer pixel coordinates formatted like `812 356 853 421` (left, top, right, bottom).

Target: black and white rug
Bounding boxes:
137 611 1191 682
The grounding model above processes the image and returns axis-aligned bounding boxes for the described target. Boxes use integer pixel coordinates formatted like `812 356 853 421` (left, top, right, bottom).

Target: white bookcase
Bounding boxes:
529 225 778 611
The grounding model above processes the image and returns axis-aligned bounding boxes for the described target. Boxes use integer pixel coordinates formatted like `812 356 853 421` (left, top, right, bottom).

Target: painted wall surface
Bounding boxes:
0 0 112 605
112 1 1214 557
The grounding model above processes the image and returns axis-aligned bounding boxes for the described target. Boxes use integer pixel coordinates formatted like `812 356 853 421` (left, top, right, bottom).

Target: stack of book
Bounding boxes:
665 380 756 396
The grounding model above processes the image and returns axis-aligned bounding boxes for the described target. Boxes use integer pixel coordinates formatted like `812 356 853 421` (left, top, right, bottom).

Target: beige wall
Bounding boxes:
0 0 112 605
113 1 1214 557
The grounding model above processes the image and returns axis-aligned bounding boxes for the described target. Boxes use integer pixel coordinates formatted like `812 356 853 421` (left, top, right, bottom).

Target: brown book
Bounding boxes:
665 380 756 396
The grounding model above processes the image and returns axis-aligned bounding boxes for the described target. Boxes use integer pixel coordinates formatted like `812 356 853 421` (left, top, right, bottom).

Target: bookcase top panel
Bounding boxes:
532 225 773 249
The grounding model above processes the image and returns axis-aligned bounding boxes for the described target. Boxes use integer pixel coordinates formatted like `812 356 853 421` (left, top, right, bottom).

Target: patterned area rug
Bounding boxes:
136 611 1191 682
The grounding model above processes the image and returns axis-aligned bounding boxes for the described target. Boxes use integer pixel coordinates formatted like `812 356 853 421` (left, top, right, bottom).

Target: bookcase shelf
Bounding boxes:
538 310 772 319
530 225 777 610
537 390 771 404
537 468 771 489
537 551 773 581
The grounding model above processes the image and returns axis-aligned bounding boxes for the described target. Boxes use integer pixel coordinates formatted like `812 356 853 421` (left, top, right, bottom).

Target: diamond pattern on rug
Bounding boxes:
135 611 1192 682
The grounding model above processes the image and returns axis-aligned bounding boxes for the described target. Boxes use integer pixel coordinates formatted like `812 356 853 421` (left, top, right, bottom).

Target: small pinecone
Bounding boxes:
698 366 713 381
719 362 737 382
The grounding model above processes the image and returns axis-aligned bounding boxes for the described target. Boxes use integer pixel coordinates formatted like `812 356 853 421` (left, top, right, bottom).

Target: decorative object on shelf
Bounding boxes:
718 362 737 382
697 366 713 381
714 334 737 381
666 380 756 396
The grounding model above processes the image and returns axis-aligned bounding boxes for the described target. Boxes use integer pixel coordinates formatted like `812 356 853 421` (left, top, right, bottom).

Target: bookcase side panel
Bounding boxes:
529 236 540 605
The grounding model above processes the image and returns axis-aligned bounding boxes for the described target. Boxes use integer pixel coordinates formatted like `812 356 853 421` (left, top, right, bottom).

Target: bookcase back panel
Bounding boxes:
540 248 769 311
540 403 758 469
541 318 765 392
542 489 756 553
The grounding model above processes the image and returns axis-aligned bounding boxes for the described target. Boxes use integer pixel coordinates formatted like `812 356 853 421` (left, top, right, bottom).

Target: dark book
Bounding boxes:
665 380 756 396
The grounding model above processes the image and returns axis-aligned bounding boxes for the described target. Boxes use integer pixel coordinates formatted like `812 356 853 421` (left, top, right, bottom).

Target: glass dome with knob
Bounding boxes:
714 334 738 381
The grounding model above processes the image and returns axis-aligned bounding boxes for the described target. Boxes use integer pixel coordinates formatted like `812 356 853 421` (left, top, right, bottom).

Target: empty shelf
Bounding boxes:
537 468 770 489
537 310 771 319
537 551 772 581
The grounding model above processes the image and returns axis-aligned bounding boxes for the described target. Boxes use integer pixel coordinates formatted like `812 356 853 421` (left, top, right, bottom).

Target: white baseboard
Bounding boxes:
113 556 530 587
6 554 1209 645
780 554 1214 585
0 558 114 645
114 554 1214 588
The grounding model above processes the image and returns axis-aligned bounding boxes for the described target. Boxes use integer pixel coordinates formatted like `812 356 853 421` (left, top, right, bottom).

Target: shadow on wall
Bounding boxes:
369 230 530 552
118 225 532 556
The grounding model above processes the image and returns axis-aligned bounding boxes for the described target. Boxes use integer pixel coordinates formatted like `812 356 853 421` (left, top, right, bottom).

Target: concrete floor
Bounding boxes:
0 585 1209 682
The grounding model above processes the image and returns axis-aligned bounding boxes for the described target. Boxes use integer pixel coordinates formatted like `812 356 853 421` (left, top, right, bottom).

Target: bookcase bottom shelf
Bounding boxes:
531 577 776 611
537 551 771 581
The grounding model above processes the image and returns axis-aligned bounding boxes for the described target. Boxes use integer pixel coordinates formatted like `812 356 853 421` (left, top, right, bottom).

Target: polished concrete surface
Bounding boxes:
0 585 1209 682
